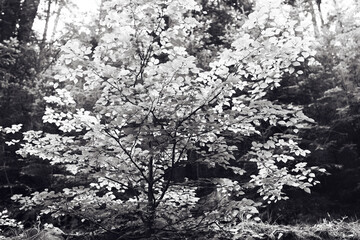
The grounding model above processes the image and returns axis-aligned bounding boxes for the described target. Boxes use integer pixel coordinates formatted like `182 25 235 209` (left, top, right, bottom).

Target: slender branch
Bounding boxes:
176 134 193 163
103 129 150 184
68 209 120 235
152 134 192 184
3 161 13 195
103 176 132 190
176 89 223 129
147 156 155 205
155 135 177 207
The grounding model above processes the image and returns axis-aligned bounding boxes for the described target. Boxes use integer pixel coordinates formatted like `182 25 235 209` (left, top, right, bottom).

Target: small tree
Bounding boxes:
14 0 323 237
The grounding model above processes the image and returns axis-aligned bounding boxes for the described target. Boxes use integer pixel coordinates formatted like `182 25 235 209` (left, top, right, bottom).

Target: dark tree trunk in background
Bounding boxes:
0 0 21 41
0 0 40 42
18 0 40 42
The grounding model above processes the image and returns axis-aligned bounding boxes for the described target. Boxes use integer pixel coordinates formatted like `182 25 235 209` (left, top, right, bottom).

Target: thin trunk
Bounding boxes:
146 156 155 235
3 161 13 195
196 162 200 179
50 0 64 41
308 0 320 37
315 0 324 27
96 0 105 33
332 0 344 33
38 0 52 72
293 1 302 37
41 0 52 48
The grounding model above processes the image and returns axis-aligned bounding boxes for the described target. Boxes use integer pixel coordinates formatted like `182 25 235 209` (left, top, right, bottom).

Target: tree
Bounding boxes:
12 0 323 238
0 0 40 42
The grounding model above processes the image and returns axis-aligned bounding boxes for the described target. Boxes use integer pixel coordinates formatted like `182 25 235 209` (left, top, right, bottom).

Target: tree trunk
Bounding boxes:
146 156 155 235
41 0 52 48
17 0 40 42
308 0 320 37
50 0 64 41
0 0 21 41
315 0 324 27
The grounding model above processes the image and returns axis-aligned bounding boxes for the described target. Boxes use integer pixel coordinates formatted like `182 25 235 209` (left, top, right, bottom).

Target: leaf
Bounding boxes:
260 82 268 88
254 217 261 222
297 56 305 62
304 188 311 194
302 52 310 58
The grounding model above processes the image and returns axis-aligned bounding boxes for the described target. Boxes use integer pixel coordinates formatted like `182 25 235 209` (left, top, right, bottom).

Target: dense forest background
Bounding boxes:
1 0 360 239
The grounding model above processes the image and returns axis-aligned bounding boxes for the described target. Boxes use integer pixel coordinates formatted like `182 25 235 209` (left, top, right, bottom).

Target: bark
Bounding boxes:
0 0 21 41
41 0 52 47
315 0 324 27
50 0 64 41
308 0 320 37
332 0 344 33
17 0 40 42
146 156 155 235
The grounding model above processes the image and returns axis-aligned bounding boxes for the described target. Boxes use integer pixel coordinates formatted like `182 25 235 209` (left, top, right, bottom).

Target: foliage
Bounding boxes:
0 221 65 240
8 0 327 238
0 209 23 235
0 2 64 236
263 0 360 221
0 35 58 217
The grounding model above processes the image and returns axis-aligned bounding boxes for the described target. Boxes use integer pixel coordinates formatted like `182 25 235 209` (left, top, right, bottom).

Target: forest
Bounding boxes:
1 0 360 239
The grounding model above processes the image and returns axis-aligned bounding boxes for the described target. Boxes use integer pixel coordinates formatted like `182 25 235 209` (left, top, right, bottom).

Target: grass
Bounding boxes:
2 217 360 240
231 217 360 240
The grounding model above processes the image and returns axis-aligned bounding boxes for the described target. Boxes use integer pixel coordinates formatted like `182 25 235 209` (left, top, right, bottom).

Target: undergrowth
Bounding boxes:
232 217 360 240
2 217 360 240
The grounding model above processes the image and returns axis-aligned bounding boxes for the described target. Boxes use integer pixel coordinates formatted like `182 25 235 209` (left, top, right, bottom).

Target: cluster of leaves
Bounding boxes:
0 209 23 235
0 124 22 146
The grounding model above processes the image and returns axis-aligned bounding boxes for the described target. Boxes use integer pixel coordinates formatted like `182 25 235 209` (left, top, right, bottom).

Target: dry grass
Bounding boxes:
230 217 360 240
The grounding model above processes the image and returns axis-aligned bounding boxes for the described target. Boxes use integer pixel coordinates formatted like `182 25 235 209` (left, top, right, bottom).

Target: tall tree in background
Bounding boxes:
0 0 41 42
18 0 41 42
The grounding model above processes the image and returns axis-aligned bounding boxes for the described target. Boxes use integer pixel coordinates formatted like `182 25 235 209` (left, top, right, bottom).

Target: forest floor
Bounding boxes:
4 218 360 240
